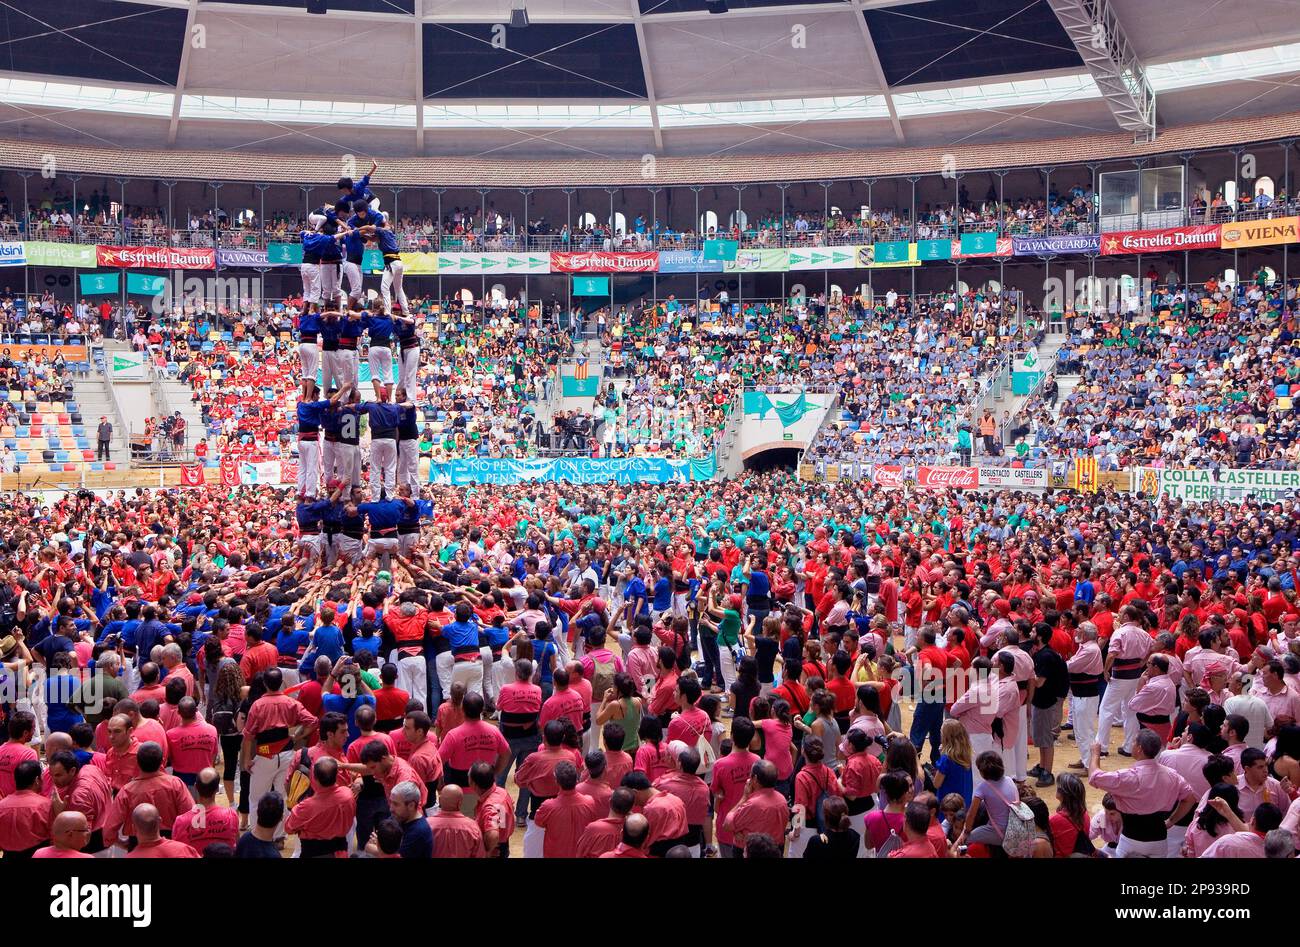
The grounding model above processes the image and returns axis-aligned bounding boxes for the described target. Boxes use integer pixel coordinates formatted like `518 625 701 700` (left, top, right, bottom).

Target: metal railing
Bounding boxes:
9 199 1299 254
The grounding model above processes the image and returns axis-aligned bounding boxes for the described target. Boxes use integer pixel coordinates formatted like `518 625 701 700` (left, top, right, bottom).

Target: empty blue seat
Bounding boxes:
90 462 104 472
55 451 69 462
13 452 26 464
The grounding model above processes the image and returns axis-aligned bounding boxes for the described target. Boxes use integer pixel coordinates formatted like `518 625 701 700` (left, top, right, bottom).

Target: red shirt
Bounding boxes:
284 784 356 844
172 803 240 851
0 741 38 798
534 789 599 858
0 790 51 852
438 720 508 772
125 837 199 858
166 720 219 775
427 811 484 858
373 685 410 723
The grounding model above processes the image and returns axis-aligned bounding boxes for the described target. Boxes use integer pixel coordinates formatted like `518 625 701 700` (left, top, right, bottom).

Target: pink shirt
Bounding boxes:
722 787 788 848
1258 684 1300 725
641 788 690 845
0 741 38 798
625 645 659 695
1201 830 1266 858
172 804 240 851
666 707 711 748
1155 745 1212 798
575 815 623 858
1109 623 1152 662
0 790 51 852
534 789 599 858
710 749 758 846
539 688 585 732
134 719 170 763
1128 675 1177 718
576 777 612 814
1236 774 1285 823
105 772 194 843
438 720 509 772
758 719 794 780
165 720 219 775
34 846 93 858
633 741 675 783
515 747 583 799
65 764 113 832
1089 758 1194 816
124 837 199 858
284 784 356 842
427 811 484 858
1066 641 1103 676
949 680 998 736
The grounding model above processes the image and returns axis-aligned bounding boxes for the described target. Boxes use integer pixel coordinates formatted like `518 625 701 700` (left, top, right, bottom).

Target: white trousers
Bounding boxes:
330 443 360 487
249 750 293 839
522 820 545 858
1097 677 1140 754
398 439 419 492
297 439 321 497
367 537 399 559
342 260 364 301
381 259 408 313
322 350 347 395
300 342 320 387
391 652 427 707
436 652 485 701
368 345 394 391
319 262 340 307
1116 834 1167 858
1070 694 1100 766
332 534 364 565
1013 704 1028 781
398 346 420 396
300 263 321 304
369 438 397 500
970 731 998 791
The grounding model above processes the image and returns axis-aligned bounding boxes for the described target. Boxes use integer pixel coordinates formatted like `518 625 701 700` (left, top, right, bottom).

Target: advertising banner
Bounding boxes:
870 465 979 489
429 456 716 485
1219 216 1300 249
550 251 658 273
125 272 168 295
23 241 97 268
266 243 304 265
1012 234 1102 256
216 248 271 268
238 460 286 485
97 245 216 270
399 252 439 275
916 239 952 261
959 232 999 256
978 466 1048 488
722 249 788 273
0 343 87 362
866 242 921 268
1101 225 1220 255
1139 467 1300 502
786 247 858 271
179 464 204 487
109 351 146 380
79 272 119 295
658 250 721 273
0 242 26 267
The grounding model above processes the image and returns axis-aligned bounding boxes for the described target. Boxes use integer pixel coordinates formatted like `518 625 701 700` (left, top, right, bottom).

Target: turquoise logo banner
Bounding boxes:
429 456 716 484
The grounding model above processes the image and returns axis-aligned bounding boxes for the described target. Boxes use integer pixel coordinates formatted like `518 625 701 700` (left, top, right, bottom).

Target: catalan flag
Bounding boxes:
1073 455 1098 494
574 357 589 382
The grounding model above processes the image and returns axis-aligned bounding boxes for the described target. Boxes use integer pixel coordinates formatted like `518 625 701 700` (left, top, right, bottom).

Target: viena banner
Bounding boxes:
97 245 217 270
1012 234 1102 256
1101 225 1220 255
1139 467 1300 502
550 252 658 273
1220 216 1300 249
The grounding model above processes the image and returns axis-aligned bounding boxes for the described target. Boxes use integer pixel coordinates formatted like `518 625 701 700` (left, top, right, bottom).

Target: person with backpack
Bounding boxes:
957 750 1036 857
788 738 843 858
580 625 624 705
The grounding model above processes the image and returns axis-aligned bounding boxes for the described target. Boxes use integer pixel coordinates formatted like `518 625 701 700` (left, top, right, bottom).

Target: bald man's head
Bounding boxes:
50 810 90 852
438 784 463 812
44 731 72 758
132 803 161 841
622 813 650 849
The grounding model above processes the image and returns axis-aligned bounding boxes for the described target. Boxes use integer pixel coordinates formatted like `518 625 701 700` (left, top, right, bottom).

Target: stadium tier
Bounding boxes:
0 0 1297 887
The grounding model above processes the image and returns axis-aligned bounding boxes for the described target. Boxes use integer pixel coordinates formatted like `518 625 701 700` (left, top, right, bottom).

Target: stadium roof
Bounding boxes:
0 0 1298 159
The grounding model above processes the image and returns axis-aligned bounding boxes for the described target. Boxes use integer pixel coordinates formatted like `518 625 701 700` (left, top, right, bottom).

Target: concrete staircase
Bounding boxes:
714 398 745 479
985 332 1069 433
72 375 131 465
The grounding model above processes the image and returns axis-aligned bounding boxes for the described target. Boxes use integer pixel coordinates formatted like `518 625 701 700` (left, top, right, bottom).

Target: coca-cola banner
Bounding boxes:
978 466 1048 489
1100 226 1220 256
97 245 217 270
870 465 979 489
550 251 658 273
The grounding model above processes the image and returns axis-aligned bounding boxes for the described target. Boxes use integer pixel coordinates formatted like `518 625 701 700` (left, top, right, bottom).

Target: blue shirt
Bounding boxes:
359 499 404 531
398 814 433 858
652 577 673 611
321 692 377 747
